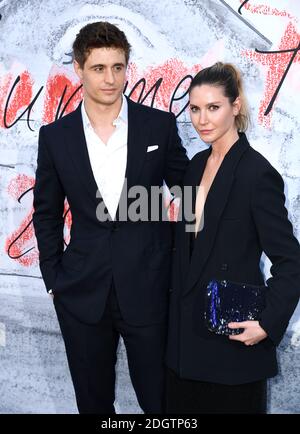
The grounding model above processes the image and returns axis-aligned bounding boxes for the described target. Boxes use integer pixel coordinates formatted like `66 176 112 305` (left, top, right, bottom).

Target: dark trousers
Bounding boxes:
53 286 167 414
166 368 267 414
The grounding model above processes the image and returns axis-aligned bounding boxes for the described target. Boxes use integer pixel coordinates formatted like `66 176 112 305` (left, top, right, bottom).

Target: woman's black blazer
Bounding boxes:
166 133 300 385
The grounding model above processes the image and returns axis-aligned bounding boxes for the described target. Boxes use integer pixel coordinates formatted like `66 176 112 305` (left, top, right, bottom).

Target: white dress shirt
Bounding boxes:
81 95 128 220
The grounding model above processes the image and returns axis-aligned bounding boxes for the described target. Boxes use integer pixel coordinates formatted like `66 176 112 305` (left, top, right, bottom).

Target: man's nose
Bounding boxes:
104 68 114 84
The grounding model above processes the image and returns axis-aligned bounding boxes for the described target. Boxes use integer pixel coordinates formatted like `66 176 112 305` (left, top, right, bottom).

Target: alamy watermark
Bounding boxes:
95 179 205 233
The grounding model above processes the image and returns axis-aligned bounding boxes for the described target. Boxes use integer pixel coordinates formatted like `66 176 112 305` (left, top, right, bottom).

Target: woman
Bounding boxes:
165 62 300 414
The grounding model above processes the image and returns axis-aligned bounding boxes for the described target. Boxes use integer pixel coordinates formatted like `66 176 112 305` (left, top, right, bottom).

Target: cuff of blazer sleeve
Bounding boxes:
259 318 284 347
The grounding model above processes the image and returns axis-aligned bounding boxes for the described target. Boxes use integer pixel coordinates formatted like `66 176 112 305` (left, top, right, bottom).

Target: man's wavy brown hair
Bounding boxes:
73 21 131 68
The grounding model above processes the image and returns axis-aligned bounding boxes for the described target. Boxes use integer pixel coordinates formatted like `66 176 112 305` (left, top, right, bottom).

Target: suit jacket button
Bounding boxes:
112 222 119 232
221 263 228 271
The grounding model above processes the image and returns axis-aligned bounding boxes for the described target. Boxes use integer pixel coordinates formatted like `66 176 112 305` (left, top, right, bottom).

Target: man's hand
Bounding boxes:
228 321 267 346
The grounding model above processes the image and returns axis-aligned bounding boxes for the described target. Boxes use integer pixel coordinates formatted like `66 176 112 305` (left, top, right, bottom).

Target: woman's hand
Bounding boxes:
227 321 267 346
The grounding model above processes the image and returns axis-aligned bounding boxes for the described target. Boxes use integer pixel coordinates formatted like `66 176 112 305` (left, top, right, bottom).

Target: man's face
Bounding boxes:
74 47 127 106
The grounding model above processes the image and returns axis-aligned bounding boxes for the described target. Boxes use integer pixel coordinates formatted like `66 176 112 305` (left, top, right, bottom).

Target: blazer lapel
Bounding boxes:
179 148 211 293
183 133 250 296
124 97 150 191
115 98 151 221
63 103 104 215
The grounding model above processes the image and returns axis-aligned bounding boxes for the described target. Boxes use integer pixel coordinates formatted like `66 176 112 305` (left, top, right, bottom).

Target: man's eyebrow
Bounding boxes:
89 62 125 68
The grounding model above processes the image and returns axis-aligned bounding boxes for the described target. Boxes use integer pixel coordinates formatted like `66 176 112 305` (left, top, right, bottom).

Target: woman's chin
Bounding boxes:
199 135 212 144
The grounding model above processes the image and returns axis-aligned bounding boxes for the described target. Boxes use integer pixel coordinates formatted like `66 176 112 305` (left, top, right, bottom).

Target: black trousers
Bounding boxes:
53 286 167 414
166 368 267 414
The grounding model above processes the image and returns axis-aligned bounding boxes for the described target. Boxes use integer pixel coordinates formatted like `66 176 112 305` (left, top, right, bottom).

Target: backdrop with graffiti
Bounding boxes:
0 0 299 413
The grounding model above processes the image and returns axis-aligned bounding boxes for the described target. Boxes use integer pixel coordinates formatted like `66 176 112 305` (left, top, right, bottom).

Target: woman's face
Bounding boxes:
189 84 240 146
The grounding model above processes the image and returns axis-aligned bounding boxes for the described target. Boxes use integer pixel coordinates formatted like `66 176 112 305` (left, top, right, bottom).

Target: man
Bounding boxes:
32 21 188 414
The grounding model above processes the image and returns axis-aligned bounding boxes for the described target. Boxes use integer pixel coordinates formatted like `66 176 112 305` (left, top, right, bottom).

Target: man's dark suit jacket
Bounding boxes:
166 133 300 385
32 97 188 326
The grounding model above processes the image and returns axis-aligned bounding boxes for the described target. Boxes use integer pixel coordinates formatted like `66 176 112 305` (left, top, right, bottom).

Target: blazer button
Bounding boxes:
112 223 119 232
221 263 228 271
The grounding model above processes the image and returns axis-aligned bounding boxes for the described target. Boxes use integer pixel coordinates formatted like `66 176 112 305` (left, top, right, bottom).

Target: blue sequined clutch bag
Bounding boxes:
205 279 267 335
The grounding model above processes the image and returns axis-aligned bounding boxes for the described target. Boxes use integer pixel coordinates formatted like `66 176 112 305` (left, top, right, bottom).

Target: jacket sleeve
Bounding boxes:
32 126 65 292
164 113 189 189
251 164 300 345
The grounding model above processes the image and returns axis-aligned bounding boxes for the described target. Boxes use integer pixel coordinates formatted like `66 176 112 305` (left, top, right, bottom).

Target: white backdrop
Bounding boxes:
0 0 299 413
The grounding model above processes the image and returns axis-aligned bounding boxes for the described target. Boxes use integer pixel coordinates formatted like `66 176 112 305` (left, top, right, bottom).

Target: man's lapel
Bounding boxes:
115 98 151 220
124 97 150 191
63 102 102 212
